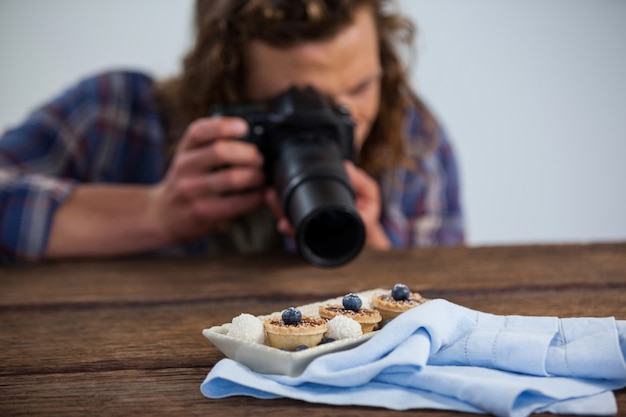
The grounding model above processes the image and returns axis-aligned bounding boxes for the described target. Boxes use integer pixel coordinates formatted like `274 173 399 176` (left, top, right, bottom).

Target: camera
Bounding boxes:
212 86 366 267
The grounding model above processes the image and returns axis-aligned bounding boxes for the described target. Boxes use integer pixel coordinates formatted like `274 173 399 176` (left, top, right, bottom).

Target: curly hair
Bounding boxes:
155 0 438 177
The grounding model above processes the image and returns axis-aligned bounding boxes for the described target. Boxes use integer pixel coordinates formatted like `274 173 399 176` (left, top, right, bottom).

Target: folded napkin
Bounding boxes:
201 299 626 417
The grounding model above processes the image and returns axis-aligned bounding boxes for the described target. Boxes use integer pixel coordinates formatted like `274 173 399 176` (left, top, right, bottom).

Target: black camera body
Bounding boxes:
212 86 366 267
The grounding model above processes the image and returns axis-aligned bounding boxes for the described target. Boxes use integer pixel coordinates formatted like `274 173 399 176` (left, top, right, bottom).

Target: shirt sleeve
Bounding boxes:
0 71 161 264
0 169 75 263
422 129 465 246
0 84 85 263
0 84 86 263
381 111 465 248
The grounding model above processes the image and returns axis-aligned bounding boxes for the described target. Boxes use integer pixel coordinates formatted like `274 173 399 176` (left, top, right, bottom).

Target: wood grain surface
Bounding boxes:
1 243 625 416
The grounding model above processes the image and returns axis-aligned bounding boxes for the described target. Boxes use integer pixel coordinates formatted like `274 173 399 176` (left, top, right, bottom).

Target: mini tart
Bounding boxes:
371 291 427 322
263 316 328 351
318 305 381 333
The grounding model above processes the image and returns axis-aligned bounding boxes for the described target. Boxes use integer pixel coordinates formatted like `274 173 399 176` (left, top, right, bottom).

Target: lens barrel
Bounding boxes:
274 139 365 267
212 86 366 267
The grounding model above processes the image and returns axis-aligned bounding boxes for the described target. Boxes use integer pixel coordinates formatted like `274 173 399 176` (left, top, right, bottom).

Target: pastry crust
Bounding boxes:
318 304 381 333
371 291 427 321
263 316 327 350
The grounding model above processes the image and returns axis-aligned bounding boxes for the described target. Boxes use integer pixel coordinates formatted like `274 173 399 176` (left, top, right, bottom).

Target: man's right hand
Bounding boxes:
45 117 266 259
148 116 266 245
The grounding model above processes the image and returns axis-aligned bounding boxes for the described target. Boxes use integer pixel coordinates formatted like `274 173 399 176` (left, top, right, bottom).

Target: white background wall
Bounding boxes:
1 0 625 247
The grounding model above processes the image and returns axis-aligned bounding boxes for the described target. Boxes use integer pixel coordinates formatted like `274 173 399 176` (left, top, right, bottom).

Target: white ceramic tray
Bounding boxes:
202 288 384 376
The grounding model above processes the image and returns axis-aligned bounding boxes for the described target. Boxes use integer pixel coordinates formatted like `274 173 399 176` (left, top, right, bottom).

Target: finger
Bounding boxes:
276 217 295 237
178 117 248 152
343 160 379 199
265 188 295 236
173 139 263 176
264 188 284 219
178 167 265 198
192 191 265 221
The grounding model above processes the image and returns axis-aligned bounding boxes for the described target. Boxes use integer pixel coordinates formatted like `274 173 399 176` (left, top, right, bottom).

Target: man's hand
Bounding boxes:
342 161 391 249
265 160 390 250
148 117 266 245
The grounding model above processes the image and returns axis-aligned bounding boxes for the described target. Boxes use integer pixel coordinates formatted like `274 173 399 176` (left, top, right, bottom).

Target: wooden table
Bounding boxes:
1 243 625 416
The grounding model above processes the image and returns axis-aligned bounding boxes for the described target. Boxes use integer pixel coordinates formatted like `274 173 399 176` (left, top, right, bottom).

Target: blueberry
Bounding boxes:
294 344 309 351
391 284 410 301
281 307 302 325
342 293 362 311
320 337 336 344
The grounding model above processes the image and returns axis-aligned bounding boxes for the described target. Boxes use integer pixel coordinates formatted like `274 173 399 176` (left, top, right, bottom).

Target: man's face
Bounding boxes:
244 6 382 152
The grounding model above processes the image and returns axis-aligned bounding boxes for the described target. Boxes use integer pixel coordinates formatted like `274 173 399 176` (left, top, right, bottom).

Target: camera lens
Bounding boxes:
285 177 366 268
218 85 366 267
301 208 365 266
274 137 366 267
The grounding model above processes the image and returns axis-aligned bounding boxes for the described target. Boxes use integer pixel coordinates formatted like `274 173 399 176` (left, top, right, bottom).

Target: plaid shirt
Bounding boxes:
0 71 464 264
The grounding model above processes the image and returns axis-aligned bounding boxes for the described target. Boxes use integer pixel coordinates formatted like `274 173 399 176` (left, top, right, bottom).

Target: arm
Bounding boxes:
44 118 267 260
44 183 166 258
0 72 268 263
407 131 465 247
1 71 167 263
379 116 465 248
433 130 465 246
0 170 75 263
1 119 267 263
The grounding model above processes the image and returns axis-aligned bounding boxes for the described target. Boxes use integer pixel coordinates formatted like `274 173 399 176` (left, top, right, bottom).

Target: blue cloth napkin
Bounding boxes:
201 299 626 417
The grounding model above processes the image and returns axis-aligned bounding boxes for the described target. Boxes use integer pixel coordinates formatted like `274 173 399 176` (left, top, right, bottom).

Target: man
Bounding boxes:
0 0 464 264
